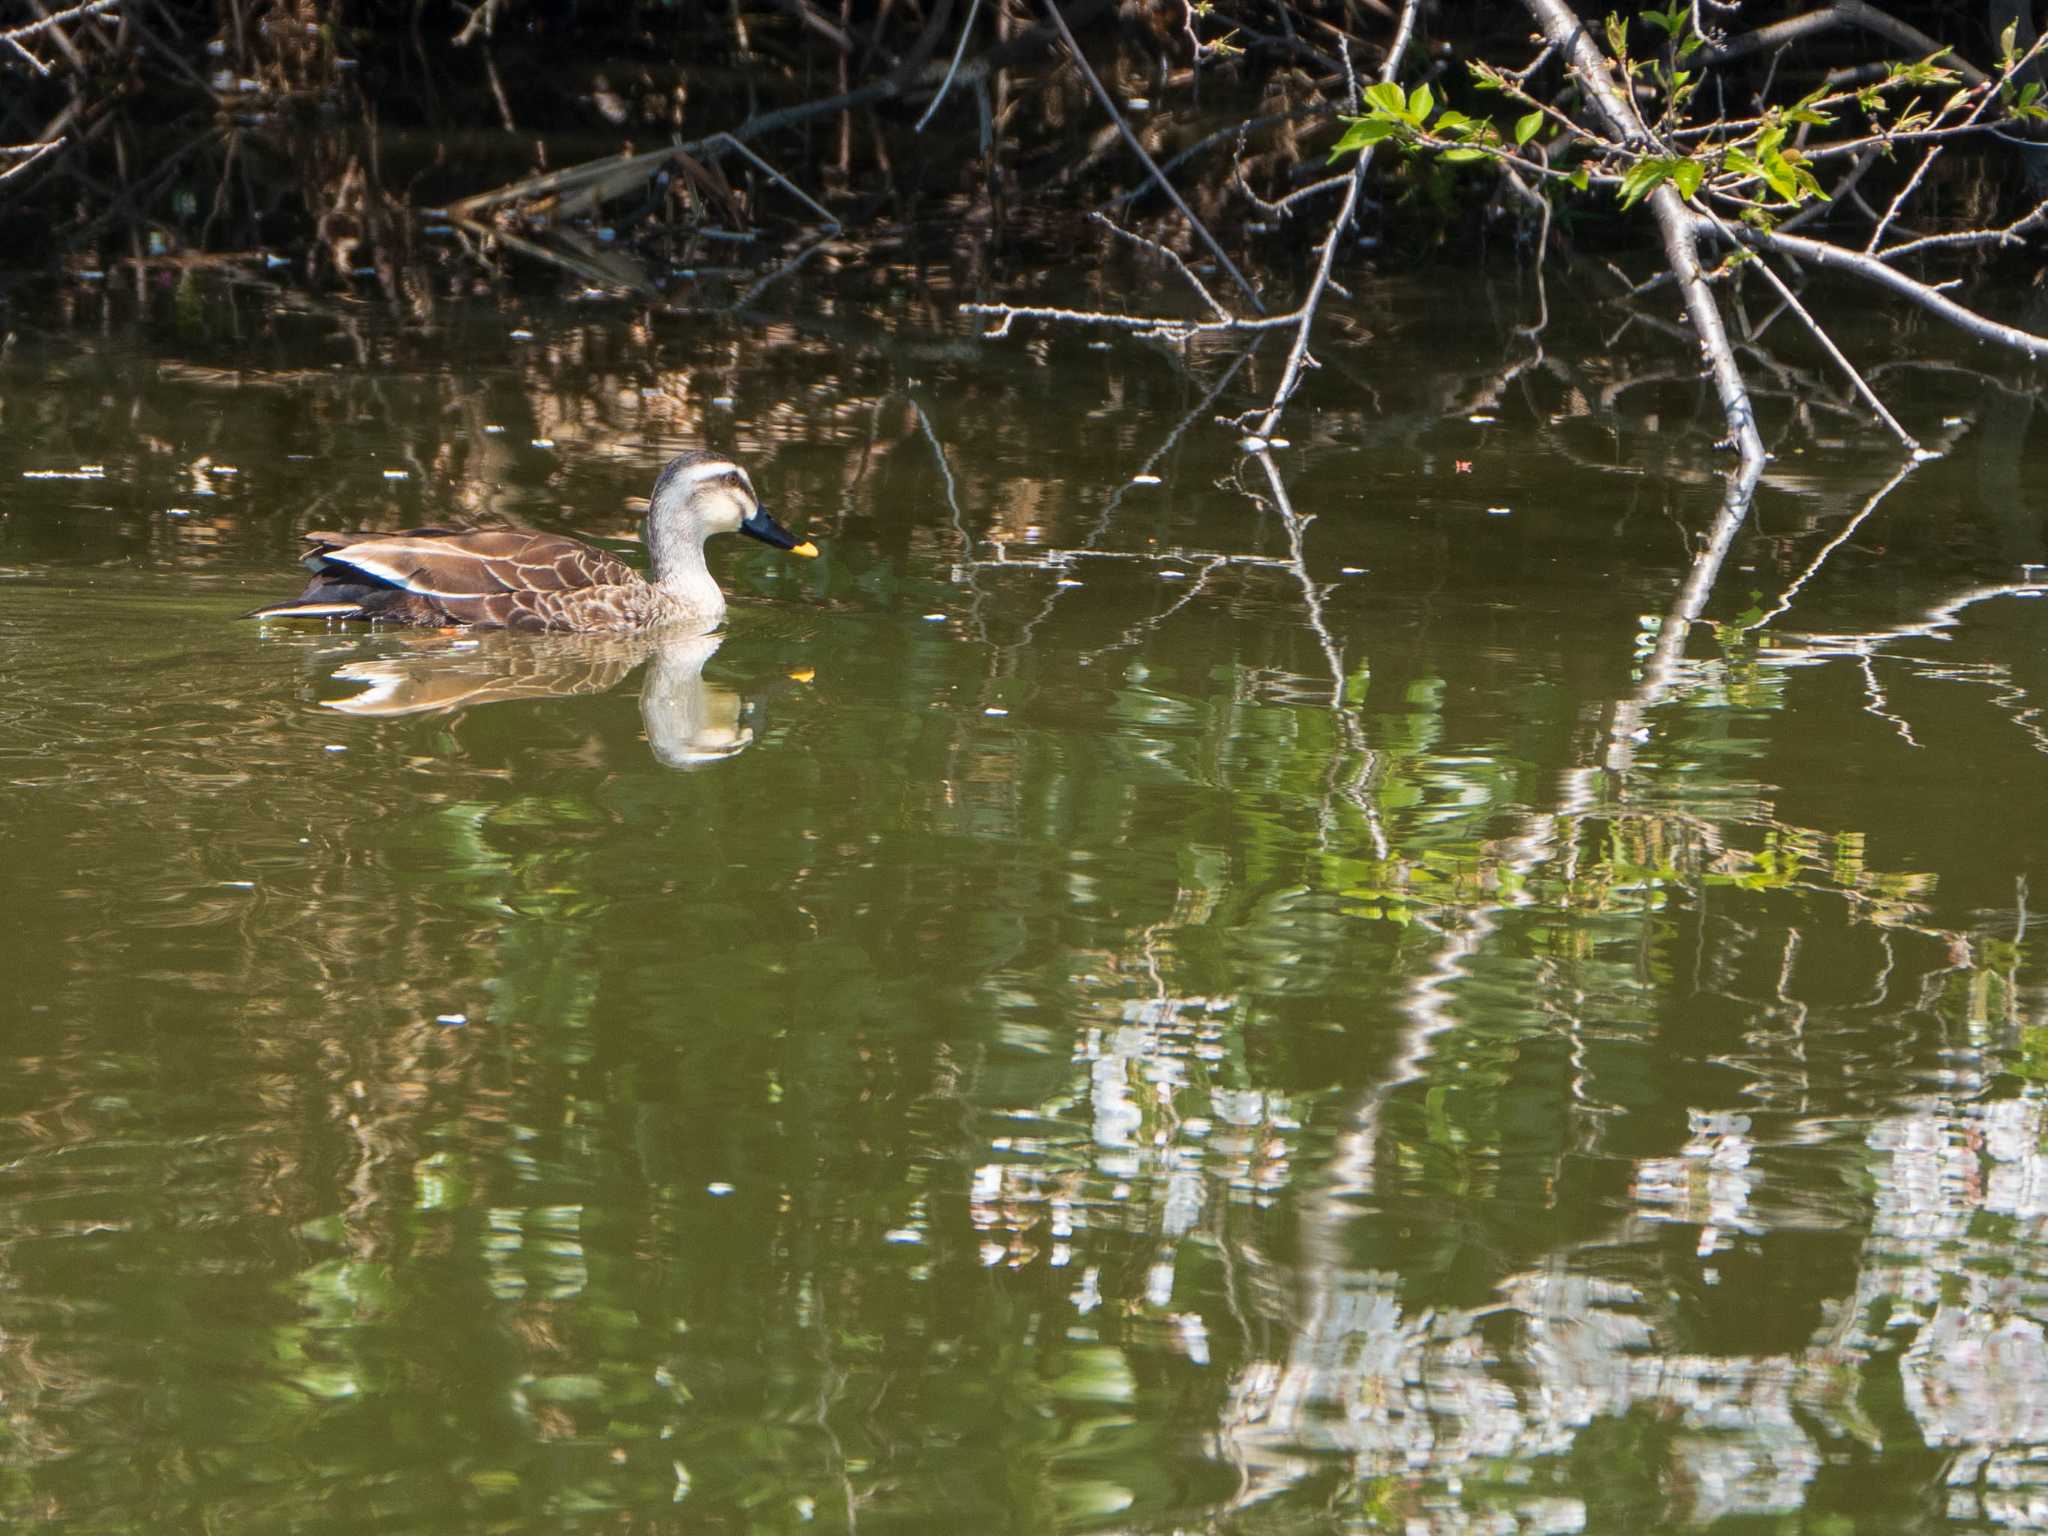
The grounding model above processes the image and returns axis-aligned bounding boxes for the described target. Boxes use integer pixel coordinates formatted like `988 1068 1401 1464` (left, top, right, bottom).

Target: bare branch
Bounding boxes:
1088 211 1230 321
1698 1 1989 85
1523 0 1765 467
1696 217 2048 362
1040 0 1265 314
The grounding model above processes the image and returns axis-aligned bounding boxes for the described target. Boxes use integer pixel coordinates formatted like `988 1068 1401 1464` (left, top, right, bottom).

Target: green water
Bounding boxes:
3 272 2047 1533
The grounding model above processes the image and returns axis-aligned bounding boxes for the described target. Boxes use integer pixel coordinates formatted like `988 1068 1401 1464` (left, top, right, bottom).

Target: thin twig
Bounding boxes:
959 301 1298 338
0 137 61 184
915 0 982 132
1246 0 1422 438
1088 211 1229 320
0 0 117 48
1697 215 2048 362
1040 0 1264 313
1698 210 1918 452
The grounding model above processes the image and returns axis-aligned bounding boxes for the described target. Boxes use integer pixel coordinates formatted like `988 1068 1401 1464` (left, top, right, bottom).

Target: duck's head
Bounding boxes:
649 450 819 558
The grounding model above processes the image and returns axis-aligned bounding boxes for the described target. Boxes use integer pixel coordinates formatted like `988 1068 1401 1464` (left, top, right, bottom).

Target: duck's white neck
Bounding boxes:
648 519 725 625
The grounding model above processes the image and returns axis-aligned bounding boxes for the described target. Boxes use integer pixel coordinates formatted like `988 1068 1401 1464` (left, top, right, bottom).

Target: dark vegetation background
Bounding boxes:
5 1 2045 299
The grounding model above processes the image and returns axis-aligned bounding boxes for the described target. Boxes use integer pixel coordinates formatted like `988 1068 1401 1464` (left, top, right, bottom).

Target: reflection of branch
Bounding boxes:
1074 556 1228 664
1083 346 1255 547
913 397 990 646
1238 451 1388 860
1745 455 1920 631
1604 455 1766 775
729 234 834 309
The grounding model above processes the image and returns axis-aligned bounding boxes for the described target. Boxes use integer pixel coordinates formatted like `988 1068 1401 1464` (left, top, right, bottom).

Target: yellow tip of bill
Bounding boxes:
791 540 820 559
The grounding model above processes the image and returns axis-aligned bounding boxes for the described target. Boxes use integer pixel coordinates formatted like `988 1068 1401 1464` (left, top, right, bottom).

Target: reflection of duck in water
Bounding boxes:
246 451 817 634
325 631 760 766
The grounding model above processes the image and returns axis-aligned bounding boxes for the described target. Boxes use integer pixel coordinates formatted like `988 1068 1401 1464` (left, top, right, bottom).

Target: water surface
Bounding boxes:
3 269 2047 1533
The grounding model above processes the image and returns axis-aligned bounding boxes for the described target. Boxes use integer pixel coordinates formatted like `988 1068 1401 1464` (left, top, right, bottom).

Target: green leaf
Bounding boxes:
2003 20 2020 67
1362 81 1406 117
1672 158 1704 199
1570 166 1590 191
1327 116 1399 159
1789 162 1830 201
1408 82 1435 123
1617 157 1675 208
1605 12 1628 57
1440 146 1492 163
1515 110 1544 146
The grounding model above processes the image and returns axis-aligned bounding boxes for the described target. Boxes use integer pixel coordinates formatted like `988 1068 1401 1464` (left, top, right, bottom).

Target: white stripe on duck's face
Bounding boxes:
671 462 757 536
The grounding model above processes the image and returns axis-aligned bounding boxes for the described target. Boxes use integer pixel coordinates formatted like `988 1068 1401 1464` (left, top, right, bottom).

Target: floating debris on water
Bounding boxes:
1130 473 1162 485
23 465 106 480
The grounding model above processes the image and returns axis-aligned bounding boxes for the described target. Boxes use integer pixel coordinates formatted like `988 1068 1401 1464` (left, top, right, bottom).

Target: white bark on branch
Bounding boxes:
1695 217 2048 362
1521 0 1766 467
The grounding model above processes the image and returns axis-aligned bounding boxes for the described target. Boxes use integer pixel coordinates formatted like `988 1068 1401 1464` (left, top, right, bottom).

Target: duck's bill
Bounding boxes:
741 506 821 558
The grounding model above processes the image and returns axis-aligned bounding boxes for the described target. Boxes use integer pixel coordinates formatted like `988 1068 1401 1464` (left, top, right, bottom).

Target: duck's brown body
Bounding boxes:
246 452 815 635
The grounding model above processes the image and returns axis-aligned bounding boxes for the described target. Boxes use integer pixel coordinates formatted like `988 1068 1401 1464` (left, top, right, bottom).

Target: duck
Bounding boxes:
244 450 817 634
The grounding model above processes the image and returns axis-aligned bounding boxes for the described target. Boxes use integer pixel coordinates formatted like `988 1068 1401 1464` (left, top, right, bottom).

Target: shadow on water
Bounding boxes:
5 260 2048 1532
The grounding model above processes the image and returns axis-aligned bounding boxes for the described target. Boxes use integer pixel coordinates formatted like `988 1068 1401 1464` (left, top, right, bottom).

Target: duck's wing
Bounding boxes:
250 528 646 629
